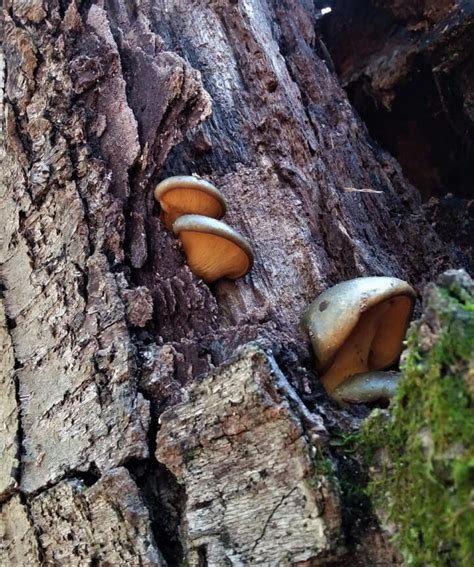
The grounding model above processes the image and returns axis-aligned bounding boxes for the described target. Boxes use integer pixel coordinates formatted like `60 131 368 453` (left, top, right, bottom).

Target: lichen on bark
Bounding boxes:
360 270 474 566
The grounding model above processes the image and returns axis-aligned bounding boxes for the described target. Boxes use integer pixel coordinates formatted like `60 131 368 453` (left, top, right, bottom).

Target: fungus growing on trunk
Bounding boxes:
300 277 415 394
173 214 254 283
332 371 402 406
154 175 227 229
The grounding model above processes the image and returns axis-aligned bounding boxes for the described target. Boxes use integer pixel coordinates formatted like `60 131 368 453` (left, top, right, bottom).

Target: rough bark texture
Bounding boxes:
320 0 474 266
30 467 165 565
157 344 339 565
0 296 19 499
0 495 40 564
0 0 466 564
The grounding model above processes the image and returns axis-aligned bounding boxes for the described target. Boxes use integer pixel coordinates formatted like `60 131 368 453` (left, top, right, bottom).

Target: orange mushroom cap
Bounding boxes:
173 215 254 283
154 176 227 229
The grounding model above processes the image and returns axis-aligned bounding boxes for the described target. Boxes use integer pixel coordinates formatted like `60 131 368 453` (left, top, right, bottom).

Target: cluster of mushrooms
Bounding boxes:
155 178 414 408
154 176 254 283
300 277 416 406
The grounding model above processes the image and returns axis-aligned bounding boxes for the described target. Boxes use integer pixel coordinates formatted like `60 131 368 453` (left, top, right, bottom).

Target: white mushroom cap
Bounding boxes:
154 176 227 229
173 214 254 283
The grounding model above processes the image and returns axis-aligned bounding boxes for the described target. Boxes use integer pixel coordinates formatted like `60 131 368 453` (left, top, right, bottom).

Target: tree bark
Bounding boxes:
320 0 474 266
0 0 463 565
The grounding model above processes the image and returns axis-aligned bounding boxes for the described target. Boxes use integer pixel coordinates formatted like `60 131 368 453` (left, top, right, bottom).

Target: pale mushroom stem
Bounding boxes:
322 302 390 392
332 371 402 406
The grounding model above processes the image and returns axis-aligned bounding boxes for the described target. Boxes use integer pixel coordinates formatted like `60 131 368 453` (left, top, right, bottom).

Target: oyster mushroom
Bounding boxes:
173 214 254 283
300 277 415 393
332 371 402 406
154 175 227 229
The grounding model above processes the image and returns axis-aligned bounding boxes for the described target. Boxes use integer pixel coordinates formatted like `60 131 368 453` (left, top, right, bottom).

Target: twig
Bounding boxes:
343 187 383 194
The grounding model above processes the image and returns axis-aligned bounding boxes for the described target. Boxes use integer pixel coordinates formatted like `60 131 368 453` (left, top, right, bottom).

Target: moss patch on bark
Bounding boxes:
360 270 474 566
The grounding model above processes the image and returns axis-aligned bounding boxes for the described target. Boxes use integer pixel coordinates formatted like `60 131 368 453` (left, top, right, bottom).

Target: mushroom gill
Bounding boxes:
173 215 254 283
154 176 227 229
300 277 415 394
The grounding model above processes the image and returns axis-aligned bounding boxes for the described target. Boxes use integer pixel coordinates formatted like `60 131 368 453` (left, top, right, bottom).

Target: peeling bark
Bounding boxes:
0 495 40 563
0 297 19 500
30 467 165 565
157 344 339 565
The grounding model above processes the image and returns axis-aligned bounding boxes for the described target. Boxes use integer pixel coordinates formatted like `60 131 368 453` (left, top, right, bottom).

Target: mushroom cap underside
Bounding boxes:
173 215 254 283
154 176 226 223
301 277 416 372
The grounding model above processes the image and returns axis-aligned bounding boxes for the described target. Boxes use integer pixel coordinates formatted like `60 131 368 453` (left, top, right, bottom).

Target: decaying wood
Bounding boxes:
29 467 165 565
0 0 464 564
320 0 474 266
0 495 40 563
0 298 18 500
157 344 339 565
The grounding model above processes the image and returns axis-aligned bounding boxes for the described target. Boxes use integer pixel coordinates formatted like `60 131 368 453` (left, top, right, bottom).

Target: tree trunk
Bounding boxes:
320 0 474 267
0 0 464 565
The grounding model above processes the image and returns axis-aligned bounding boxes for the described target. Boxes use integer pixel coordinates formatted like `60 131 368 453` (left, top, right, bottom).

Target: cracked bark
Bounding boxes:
0 0 464 565
156 345 341 564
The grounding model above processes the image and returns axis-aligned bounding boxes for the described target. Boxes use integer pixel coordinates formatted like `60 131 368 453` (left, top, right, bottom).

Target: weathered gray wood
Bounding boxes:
0 495 40 564
0 298 19 499
157 344 340 565
30 468 165 566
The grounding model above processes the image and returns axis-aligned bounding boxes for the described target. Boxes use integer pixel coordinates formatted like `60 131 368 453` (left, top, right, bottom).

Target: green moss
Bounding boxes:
314 449 337 478
359 275 474 566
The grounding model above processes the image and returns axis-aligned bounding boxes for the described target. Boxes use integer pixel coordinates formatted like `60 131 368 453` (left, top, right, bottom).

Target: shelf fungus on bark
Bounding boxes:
173 214 254 283
300 277 415 402
154 175 227 229
332 371 402 406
